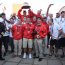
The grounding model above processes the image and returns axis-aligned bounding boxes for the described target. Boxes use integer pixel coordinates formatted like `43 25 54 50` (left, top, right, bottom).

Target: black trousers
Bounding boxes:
0 38 2 58
2 36 9 52
47 33 50 45
9 37 14 51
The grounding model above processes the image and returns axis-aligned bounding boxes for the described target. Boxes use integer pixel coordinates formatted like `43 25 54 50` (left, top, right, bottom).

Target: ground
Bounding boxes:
0 47 65 65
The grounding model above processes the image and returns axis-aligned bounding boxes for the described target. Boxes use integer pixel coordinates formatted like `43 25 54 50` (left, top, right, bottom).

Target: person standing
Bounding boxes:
60 21 65 58
58 11 65 58
12 19 23 56
1 13 10 56
0 18 5 60
23 16 35 59
18 7 27 22
8 18 14 53
34 17 47 61
49 20 62 56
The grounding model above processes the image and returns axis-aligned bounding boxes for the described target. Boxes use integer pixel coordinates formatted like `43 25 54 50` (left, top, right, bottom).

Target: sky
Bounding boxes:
0 0 65 17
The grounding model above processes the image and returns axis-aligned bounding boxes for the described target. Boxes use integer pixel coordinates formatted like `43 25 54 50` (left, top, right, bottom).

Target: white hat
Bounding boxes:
23 2 29 6
0 18 4 22
22 2 30 9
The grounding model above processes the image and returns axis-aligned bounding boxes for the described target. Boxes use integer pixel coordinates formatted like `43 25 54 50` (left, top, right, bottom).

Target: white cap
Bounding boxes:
0 18 4 22
23 2 29 6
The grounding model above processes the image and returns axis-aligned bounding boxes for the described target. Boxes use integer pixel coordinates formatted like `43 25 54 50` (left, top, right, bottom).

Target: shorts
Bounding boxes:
50 39 60 48
58 38 65 47
23 38 33 48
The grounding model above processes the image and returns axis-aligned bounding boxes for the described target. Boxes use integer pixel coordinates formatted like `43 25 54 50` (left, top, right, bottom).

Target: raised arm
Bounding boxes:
37 9 43 20
37 9 42 15
18 8 22 18
46 4 54 17
28 9 36 17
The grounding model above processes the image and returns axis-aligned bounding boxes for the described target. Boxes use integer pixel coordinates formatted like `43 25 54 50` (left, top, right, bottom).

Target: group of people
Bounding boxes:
0 4 65 62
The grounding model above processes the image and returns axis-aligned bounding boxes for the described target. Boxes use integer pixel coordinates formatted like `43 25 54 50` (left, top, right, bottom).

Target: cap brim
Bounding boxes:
22 6 30 9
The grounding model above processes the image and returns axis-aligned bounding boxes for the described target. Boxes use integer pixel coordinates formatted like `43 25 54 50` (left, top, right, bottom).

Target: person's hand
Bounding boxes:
37 35 40 39
21 7 23 10
49 4 54 7
28 8 31 11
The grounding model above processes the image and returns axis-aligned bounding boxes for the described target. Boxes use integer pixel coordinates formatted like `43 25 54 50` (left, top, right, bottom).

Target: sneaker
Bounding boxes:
38 58 43 61
29 54 32 59
55 54 58 57
3 52 7 56
23 53 26 59
61 55 65 58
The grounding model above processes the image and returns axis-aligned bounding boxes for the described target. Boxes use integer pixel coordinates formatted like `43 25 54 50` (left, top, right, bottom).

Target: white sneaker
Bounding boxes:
29 54 32 59
23 53 26 58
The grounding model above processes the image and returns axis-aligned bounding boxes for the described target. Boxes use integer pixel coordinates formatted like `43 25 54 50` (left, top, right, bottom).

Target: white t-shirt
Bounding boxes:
8 24 13 37
60 17 65 29
46 16 51 24
53 17 61 25
60 17 65 23
14 18 18 25
62 22 65 33
60 22 65 38
50 22 61 39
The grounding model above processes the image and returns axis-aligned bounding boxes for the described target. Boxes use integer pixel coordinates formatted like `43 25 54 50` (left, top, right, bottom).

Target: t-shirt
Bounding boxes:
53 17 61 25
50 22 61 39
8 24 13 37
60 22 65 38
46 16 53 24
59 17 65 26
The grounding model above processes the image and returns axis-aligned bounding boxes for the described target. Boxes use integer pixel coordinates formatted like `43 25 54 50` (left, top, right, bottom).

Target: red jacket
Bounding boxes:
42 22 49 34
28 9 36 17
23 23 35 39
35 22 47 39
12 25 23 40
28 9 37 24
18 9 27 22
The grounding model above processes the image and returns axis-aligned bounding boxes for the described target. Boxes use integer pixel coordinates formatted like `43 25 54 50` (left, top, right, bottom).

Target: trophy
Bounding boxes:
22 2 31 9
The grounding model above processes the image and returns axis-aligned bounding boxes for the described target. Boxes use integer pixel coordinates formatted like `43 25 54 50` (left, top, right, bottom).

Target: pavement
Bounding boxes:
0 47 65 65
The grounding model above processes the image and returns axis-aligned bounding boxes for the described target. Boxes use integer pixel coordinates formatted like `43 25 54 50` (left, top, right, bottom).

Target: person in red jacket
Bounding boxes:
43 17 49 34
23 16 35 59
43 17 49 48
37 9 43 21
28 9 43 24
18 7 27 22
12 19 23 56
28 9 37 24
34 17 47 61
